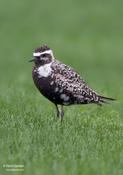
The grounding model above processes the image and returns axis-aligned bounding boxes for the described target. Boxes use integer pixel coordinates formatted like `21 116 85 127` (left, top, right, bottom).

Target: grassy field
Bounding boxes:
0 0 123 174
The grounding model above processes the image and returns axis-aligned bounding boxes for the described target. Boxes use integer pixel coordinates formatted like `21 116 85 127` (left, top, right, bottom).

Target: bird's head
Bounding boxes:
29 45 54 66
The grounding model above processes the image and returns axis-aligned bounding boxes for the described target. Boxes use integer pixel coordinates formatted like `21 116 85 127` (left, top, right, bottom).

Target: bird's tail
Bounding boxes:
98 95 116 105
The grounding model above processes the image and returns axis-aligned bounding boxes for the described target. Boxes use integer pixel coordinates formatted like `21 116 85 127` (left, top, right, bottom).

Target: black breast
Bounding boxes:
32 67 63 104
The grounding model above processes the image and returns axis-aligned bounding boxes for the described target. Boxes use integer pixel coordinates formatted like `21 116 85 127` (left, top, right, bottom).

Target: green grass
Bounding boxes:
0 0 123 174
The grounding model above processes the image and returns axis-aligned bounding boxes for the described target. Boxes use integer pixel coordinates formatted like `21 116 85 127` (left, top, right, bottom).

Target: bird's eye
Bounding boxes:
36 56 40 59
41 54 46 57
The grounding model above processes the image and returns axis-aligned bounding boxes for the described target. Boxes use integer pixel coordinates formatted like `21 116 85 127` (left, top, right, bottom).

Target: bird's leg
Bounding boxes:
60 105 64 123
55 104 60 118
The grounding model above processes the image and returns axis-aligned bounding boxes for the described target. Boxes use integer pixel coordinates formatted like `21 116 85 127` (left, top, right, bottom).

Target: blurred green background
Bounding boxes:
0 0 123 175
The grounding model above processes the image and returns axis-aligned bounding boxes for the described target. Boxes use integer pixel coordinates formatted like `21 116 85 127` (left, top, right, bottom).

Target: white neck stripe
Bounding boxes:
33 50 53 57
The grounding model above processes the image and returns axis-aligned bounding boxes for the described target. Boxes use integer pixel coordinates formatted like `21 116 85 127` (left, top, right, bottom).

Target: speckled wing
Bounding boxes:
51 60 99 104
52 60 85 84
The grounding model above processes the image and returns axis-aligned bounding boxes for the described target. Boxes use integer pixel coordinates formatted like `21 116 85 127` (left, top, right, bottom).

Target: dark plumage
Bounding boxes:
35 45 50 53
30 45 115 121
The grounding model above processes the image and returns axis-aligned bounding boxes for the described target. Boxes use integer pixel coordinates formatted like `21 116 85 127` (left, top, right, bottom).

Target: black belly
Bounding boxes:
32 71 87 105
32 72 67 105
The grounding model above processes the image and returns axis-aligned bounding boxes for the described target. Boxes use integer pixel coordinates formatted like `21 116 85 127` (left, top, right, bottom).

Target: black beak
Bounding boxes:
29 58 35 62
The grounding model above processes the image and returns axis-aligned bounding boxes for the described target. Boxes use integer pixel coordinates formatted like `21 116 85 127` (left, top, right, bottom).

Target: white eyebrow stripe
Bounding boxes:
33 50 53 57
33 52 41 56
40 50 53 55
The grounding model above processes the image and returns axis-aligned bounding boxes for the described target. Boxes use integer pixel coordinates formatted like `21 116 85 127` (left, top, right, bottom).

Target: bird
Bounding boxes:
29 45 115 122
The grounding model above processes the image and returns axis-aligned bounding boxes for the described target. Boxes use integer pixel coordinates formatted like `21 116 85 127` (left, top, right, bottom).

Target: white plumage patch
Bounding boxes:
54 87 59 92
50 81 54 85
33 52 41 57
60 94 70 101
37 63 52 78
33 50 53 57
59 89 63 93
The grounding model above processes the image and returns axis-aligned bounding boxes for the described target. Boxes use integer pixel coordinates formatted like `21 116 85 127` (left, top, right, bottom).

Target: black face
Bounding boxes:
34 53 52 66
29 45 53 66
